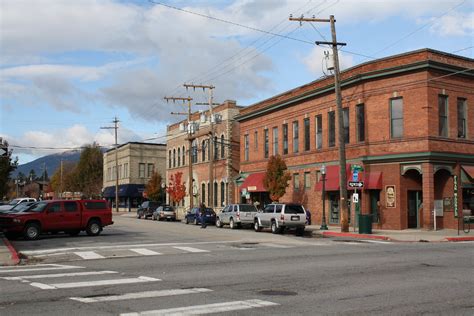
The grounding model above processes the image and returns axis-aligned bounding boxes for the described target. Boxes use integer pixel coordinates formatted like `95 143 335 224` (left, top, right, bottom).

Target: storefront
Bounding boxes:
102 184 145 211
238 172 271 210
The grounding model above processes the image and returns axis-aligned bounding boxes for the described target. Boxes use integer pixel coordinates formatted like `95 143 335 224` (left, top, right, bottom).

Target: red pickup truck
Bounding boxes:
0 199 113 240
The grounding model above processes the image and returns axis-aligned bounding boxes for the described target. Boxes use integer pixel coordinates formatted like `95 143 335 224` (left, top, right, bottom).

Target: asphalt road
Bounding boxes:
1 215 473 315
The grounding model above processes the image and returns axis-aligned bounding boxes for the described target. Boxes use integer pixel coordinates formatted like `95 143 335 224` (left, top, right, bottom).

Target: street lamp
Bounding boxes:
320 165 328 230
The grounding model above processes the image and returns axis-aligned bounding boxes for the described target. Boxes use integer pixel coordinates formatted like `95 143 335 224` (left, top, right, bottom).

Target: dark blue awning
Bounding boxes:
102 184 145 198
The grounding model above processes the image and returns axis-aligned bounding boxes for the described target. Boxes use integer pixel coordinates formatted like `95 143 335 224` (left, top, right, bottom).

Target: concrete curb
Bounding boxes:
1 234 20 266
444 236 474 242
320 231 391 241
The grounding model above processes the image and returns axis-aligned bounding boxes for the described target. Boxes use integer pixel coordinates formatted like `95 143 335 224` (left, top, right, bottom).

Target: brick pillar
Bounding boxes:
422 163 434 230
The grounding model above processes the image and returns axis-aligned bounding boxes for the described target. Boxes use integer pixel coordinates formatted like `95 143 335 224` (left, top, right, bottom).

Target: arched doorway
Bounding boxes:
403 169 422 228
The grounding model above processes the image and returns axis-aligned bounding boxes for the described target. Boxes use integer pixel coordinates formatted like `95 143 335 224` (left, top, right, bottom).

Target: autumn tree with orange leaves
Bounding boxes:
166 171 186 204
263 155 291 202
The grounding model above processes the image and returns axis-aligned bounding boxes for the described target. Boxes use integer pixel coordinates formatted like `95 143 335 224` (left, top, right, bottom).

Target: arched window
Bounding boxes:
168 150 171 168
220 135 225 158
182 146 186 165
177 147 181 166
201 140 206 161
214 136 218 160
220 181 225 206
213 182 218 207
173 149 176 168
191 140 198 163
201 183 206 204
207 182 210 206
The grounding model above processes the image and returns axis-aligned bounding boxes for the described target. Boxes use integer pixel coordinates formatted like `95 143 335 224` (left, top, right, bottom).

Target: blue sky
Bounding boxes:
1 0 473 165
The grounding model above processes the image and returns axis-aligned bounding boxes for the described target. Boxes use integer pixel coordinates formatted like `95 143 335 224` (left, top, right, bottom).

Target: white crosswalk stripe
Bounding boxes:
129 248 161 256
2 270 118 281
172 246 209 253
120 299 279 315
70 288 213 303
30 276 161 290
74 251 105 259
0 264 84 273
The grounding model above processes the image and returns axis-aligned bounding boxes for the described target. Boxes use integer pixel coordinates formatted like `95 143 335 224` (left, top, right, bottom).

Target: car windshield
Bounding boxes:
28 202 48 213
8 199 21 206
285 204 305 214
239 205 257 212
162 206 174 211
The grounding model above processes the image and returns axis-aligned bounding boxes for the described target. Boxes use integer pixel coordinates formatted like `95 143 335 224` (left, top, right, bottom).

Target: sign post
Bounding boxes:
350 165 364 232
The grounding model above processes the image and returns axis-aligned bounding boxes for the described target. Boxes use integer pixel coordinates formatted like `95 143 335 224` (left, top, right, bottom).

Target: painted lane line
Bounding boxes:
173 246 209 253
30 276 161 290
129 248 161 256
120 299 279 315
2 271 118 281
0 265 84 274
74 251 105 260
70 288 212 303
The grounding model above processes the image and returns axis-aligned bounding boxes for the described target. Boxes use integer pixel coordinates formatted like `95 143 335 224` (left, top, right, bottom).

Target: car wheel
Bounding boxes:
216 218 223 228
86 220 101 236
185 217 189 224
23 222 41 240
271 221 280 234
296 227 305 236
194 218 198 225
229 218 236 230
254 220 262 232
137 212 141 219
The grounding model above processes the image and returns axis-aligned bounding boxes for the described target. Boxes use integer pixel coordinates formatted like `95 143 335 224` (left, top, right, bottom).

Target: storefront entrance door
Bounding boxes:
329 193 340 224
407 190 422 228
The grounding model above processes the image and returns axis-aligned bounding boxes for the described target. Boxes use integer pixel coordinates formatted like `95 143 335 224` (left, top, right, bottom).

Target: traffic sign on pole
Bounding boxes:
0 147 7 157
348 181 364 188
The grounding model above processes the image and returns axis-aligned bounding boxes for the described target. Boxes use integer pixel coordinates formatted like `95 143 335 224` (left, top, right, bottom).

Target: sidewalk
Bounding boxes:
307 225 474 242
0 232 20 266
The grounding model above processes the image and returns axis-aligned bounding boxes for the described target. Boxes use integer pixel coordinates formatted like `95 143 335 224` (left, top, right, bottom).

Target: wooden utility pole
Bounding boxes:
290 15 349 232
184 84 215 207
165 96 195 209
101 117 120 212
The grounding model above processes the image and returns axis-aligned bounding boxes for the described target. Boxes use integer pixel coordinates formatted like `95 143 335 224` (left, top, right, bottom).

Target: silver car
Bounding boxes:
152 205 176 221
254 203 306 235
216 204 258 229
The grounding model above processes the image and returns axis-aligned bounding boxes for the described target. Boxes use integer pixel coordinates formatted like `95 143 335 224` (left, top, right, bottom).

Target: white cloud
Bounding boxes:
429 12 474 36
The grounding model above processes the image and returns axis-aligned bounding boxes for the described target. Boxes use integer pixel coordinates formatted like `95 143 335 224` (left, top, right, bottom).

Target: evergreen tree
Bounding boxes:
0 138 18 199
74 144 103 198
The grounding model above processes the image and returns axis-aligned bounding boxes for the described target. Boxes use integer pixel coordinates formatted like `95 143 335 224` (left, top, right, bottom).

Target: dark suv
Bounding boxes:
137 201 160 219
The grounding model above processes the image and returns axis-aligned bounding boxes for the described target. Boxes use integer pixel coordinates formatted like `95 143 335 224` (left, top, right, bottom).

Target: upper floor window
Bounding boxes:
356 104 365 142
139 163 145 178
304 172 311 189
173 149 176 168
343 108 349 144
293 121 299 153
168 150 171 168
328 111 336 147
304 118 310 151
315 114 322 149
439 95 448 137
191 140 198 163
201 140 206 161
293 173 300 191
244 134 249 161
272 127 278 155
177 147 181 166
147 163 154 178
182 146 186 165
254 131 258 151
123 163 128 178
118 164 122 179
457 98 467 138
214 136 218 160
264 129 269 158
390 98 403 138
221 135 225 158
283 124 288 155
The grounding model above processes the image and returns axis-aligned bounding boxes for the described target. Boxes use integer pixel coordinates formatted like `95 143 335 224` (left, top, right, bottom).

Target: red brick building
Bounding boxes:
236 49 474 230
166 100 241 212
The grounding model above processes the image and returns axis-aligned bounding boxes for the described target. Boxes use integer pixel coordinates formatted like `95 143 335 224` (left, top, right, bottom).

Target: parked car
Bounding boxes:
184 207 216 225
0 199 113 240
254 203 306 235
137 201 161 219
216 204 258 229
1 201 36 214
152 205 176 221
0 197 37 212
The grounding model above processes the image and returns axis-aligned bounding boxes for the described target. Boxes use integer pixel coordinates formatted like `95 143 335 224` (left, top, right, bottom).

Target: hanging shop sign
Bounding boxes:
386 185 396 208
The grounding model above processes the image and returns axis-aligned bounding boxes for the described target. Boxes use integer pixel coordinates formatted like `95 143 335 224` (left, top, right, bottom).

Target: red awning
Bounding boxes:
240 172 267 192
461 165 474 179
315 165 382 191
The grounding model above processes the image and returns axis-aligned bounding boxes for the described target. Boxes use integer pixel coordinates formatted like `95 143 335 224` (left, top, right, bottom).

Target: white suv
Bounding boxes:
254 203 306 236
0 197 37 212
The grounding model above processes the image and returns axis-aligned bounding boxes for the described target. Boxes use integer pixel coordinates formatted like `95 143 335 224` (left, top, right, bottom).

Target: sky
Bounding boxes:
1 0 473 165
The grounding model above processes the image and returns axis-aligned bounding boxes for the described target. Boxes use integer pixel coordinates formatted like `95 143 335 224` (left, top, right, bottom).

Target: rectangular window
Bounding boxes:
315 115 322 149
293 173 300 191
328 111 336 147
139 163 145 178
356 104 365 142
457 98 467 138
118 164 122 179
304 118 310 151
293 121 299 153
112 166 116 180
123 163 128 178
390 98 403 138
244 134 249 161
147 163 154 177
283 124 288 155
439 95 448 137
264 129 269 158
304 172 311 189
343 108 349 144
107 167 111 181
254 131 258 151
272 127 278 155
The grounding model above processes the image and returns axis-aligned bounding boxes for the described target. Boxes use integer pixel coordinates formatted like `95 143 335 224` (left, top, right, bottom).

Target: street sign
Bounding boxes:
352 193 359 203
348 181 364 188
352 171 359 182
0 147 7 156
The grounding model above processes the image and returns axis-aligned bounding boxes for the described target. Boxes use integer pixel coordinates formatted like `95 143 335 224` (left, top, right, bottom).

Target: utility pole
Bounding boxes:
101 117 120 212
165 96 195 209
290 14 349 232
184 84 215 207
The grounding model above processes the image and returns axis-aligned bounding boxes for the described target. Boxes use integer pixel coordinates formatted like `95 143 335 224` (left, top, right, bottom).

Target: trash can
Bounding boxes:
358 214 372 234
